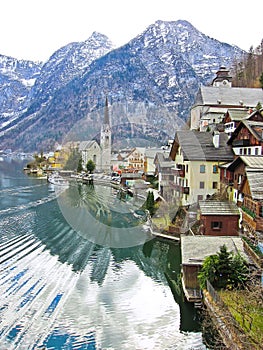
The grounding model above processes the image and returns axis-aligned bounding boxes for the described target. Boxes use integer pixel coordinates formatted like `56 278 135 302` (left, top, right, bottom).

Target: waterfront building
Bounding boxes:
79 140 101 170
198 200 241 236
169 130 234 207
180 235 248 302
154 151 174 202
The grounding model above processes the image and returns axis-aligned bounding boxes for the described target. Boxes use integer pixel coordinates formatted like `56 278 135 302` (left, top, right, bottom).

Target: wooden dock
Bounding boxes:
152 231 180 242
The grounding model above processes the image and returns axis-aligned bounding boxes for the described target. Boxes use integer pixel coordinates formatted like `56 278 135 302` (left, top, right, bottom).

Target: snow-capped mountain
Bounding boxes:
28 32 114 106
0 20 245 151
0 55 42 132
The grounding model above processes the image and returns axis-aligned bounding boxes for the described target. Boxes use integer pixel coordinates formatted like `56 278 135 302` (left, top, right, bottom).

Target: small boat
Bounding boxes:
47 173 69 187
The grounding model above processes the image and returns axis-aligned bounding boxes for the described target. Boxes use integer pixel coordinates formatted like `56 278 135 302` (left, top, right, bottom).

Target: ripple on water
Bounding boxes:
0 166 206 349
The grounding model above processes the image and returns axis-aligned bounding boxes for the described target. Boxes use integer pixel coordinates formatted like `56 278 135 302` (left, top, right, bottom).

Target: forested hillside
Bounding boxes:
232 40 263 88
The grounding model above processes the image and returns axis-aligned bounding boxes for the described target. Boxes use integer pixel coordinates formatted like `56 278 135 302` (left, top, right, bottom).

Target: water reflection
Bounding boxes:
0 159 206 349
56 182 153 248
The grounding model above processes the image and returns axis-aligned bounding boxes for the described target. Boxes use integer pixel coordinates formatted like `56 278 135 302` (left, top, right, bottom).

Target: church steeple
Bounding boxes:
100 96 111 172
104 96 110 125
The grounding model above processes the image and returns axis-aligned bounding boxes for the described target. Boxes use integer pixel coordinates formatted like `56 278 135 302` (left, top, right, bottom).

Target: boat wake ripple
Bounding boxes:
0 192 59 216
0 229 95 349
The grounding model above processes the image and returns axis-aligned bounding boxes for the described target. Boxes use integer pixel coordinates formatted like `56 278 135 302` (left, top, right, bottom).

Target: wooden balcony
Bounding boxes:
232 139 250 147
241 209 263 232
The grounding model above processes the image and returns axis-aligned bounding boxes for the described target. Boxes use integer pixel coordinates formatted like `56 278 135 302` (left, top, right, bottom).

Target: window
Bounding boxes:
200 181 205 189
186 164 188 173
255 148 259 155
200 165 206 173
211 221 222 230
213 165 218 174
212 182 218 189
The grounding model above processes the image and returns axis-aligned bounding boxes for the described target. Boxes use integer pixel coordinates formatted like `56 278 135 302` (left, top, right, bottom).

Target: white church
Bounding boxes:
80 97 112 173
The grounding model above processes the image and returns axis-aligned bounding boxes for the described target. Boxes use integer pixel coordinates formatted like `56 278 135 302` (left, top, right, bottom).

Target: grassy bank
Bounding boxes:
219 289 263 348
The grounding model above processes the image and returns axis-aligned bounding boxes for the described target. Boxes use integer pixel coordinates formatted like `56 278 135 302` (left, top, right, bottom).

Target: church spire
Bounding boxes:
104 96 110 125
100 95 111 172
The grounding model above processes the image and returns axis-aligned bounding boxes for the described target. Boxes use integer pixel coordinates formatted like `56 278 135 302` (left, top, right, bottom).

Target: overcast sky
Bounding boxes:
0 0 262 62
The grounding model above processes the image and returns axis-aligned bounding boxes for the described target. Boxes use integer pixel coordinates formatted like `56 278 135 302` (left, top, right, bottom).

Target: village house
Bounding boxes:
221 156 263 234
126 147 145 171
169 130 234 207
190 66 263 131
120 172 144 187
46 147 65 170
154 151 174 202
227 116 263 157
181 235 248 302
222 108 262 138
111 149 130 172
144 147 164 176
198 200 241 236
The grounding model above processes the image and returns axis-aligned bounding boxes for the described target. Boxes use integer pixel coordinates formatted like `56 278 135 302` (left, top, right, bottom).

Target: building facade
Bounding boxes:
169 130 234 207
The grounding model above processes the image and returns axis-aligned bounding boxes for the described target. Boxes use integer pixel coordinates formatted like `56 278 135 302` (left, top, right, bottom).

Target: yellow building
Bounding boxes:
169 130 234 207
47 149 64 169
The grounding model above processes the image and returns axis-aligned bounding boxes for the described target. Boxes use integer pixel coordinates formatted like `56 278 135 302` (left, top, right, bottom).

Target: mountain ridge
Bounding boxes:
0 20 246 152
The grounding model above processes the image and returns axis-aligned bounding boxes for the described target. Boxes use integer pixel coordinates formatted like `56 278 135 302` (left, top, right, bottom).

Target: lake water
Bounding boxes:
0 158 207 349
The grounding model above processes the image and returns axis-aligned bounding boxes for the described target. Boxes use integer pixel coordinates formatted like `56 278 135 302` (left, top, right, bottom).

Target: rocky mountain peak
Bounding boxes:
0 20 246 151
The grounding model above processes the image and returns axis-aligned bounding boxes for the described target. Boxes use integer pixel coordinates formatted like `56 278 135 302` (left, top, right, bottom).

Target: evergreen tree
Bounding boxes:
198 245 248 290
86 159 96 173
142 191 156 216
259 72 263 89
77 157 83 173
198 254 219 289
216 245 233 288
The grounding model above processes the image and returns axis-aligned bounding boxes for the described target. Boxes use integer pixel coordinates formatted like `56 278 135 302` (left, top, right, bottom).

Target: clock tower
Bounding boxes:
212 66 232 87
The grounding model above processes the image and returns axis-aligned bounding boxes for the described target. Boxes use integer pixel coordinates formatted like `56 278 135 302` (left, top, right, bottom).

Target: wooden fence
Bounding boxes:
205 280 256 350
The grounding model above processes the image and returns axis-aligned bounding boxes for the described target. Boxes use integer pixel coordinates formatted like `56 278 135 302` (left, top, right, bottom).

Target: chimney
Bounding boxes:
213 131 220 148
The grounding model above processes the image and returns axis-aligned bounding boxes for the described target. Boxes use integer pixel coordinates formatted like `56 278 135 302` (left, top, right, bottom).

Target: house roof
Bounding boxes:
246 169 263 200
194 86 263 107
225 108 251 121
199 200 240 216
227 156 263 171
154 151 172 168
181 235 247 266
145 148 164 158
203 107 228 114
170 131 234 162
241 156 263 168
227 120 263 145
